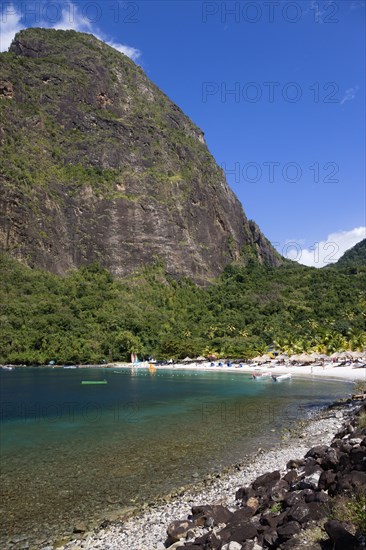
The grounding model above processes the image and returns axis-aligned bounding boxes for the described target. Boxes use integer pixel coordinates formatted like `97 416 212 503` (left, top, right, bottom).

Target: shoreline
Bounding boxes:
3 360 365 382
63 395 364 550
109 361 366 382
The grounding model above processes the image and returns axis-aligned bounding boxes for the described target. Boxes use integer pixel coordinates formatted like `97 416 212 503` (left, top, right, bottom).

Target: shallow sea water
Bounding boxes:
0 367 352 546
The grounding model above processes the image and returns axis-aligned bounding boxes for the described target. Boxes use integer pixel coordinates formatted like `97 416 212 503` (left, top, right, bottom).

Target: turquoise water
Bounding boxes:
0 367 352 547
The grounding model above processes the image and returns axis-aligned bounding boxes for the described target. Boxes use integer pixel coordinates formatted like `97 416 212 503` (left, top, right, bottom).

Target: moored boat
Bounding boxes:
272 373 292 382
252 372 271 379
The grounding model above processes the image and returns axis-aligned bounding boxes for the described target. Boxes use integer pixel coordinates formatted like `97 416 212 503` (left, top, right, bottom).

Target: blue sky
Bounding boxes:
1 0 365 266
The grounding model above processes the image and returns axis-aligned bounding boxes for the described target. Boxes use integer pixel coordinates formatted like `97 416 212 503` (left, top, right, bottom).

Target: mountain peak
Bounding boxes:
0 27 281 283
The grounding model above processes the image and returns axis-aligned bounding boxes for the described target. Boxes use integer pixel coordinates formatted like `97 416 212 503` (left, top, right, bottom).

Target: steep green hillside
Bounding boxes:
328 238 366 270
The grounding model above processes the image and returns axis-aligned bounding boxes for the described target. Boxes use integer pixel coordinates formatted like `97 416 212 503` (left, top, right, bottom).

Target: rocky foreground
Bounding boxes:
64 395 366 550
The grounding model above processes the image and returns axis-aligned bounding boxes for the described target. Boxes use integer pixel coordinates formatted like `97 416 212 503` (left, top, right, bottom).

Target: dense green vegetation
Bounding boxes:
327 238 366 270
1 253 365 365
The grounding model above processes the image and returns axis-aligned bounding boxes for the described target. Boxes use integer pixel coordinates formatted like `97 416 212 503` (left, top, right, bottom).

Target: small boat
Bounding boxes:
81 380 108 385
252 372 271 379
272 373 292 382
2 366 14 371
63 366 77 369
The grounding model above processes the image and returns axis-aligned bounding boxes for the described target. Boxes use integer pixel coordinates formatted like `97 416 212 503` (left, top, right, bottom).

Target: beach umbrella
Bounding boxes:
290 354 300 362
276 354 288 360
330 352 340 359
182 356 192 362
195 356 206 361
251 356 263 362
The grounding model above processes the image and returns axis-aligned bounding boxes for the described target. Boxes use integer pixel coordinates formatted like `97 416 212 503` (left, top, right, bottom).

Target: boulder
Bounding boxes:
339 453 351 470
167 520 195 543
277 521 301 539
190 504 233 527
287 503 312 524
252 471 281 491
301 460 322 477
324 520 359 549
283 491 306 508
261 511 287 529
270 479 289 502
236 486 255 502
230 506 257 524
320 448 340 470
305 445 329 460
350 445 366 465
286 459 304 470
219 522 258 543
335 470 366 493
262 527 279 546
304 501 328 521
296 468 322 490
304 491 330 504
283 470 298 486
318 470 336 490
192 532 221 549
285 498 327 523
348 437 364 446
246 497 260 511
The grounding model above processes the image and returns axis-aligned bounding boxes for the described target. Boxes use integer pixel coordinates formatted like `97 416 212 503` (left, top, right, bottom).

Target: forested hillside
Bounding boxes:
1 253 365 365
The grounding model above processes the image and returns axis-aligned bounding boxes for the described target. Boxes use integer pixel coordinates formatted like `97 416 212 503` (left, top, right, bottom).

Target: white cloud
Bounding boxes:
284 227 366 267
103 40 140 62
340 86 359 105
52 3 93 32
0 2 141 61
0 4 23 51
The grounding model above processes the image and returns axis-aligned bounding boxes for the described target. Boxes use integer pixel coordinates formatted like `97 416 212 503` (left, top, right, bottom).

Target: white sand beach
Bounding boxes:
110 360 366 382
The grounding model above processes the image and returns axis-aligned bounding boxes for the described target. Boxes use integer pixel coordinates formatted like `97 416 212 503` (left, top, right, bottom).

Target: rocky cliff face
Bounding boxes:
0 28 282 283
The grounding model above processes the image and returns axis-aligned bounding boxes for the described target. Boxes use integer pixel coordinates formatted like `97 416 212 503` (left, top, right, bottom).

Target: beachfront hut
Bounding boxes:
259 354 272 363
298 353 315 364
309 352 325 364
350 351 364 360
338 351 353 361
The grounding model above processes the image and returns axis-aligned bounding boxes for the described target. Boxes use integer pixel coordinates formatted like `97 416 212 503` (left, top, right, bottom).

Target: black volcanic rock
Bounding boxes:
0 28 282 283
